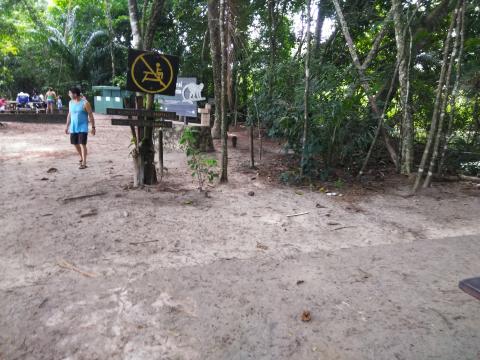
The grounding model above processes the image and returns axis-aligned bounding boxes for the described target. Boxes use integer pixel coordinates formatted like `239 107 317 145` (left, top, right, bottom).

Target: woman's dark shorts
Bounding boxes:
70 132 88 145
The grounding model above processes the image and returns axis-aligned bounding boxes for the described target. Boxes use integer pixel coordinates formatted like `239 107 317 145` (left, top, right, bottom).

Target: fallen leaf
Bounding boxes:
295 190 304 195
301 310 311 322
256 242 268 251
47 168 58 174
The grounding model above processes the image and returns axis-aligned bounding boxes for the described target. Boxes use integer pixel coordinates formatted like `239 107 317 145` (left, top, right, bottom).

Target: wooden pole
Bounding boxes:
250 123 255 169
159 129 164 179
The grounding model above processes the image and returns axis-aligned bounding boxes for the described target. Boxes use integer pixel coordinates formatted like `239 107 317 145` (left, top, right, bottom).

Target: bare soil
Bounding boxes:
1 116 479 360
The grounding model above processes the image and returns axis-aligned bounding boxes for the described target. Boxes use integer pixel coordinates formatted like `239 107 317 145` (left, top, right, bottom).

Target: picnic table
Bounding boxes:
6 101 18 111
459 277 480 301
4 101 46 113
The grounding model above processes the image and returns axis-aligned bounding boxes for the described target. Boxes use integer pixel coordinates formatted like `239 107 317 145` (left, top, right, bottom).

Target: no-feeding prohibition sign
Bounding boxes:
126 49 179 95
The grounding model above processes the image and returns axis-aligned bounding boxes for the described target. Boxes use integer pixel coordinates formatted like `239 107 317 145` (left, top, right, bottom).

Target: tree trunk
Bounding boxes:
332 0 398 168
358 60 400 178
439 0 466 172
250 121 255 169
300 0 312 176
267 0 276 101
314 0 324 52
143 0 164 49
219 0 228 182
413 2 457 192
423 1 463 188
128 0 142 49
208 0 222 139
392 0 413 174
372 0 452 129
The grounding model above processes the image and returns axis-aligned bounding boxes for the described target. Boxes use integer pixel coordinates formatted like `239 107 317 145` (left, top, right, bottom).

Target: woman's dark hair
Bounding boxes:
69 87 81 96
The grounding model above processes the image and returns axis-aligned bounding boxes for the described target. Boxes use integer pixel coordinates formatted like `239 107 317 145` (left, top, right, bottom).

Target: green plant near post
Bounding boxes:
179 127 219 191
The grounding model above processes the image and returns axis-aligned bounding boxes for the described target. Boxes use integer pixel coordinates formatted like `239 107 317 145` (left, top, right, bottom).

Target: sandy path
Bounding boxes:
0 116 479 359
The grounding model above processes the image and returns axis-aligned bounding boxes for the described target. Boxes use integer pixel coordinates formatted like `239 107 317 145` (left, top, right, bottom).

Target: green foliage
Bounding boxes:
179 127 219 191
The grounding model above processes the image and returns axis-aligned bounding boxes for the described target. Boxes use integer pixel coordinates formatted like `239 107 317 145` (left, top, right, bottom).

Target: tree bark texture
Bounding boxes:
208 0 222 139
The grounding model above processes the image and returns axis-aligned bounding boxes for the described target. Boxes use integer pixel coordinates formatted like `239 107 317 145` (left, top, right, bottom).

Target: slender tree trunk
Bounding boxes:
128 0 143 186
358 61 400 178
300 0 312 176
208 0 222 139
250 120 255 169
105 0 116 81
267 0 276 101
392 0 413 174
360 9 393 71
439 0 466 173
128 0 142 49
314 0 324 52
144 0 164 49
413 3 457 192
372 0 451 129
219 0 228 182
423 1 463 188
332 0 398 168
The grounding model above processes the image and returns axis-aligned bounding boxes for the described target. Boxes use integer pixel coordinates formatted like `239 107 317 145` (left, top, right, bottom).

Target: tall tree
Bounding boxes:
208 0 222 139
423 0 464 188
392 0 413 174
219 0 228 182
300 0 312 176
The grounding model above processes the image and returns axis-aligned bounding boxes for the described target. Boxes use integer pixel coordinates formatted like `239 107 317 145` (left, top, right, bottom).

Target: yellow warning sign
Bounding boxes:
126 49 179 95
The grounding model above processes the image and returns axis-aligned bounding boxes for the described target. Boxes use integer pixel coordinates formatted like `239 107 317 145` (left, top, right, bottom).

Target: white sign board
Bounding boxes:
155 77 205 117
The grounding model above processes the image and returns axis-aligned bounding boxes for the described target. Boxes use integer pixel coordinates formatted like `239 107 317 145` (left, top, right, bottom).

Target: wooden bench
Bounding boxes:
459 277 480 301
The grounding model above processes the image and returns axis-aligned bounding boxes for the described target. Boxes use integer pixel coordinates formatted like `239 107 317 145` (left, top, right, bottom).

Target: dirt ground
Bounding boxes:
1 115 479 360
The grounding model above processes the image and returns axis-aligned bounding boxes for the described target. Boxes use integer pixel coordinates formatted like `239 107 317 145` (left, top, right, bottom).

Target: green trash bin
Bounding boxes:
92 86 129 114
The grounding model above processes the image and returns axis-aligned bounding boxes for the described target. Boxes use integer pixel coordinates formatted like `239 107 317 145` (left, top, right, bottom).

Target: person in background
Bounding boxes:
31 91 42 112
0 97 6 112
45 88 56 114
65 87 96 169
57 95 63 111
16 91 30 108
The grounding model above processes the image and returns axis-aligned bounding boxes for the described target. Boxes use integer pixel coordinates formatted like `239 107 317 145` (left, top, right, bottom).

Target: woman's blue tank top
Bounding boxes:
69 99 89 133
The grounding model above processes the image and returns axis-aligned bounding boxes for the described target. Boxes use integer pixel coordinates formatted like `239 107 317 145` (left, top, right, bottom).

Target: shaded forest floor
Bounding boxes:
1 115 479 359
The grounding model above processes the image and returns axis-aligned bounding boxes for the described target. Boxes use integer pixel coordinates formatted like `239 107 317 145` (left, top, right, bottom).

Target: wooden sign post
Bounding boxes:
107 107 176 180
118 48 180 185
